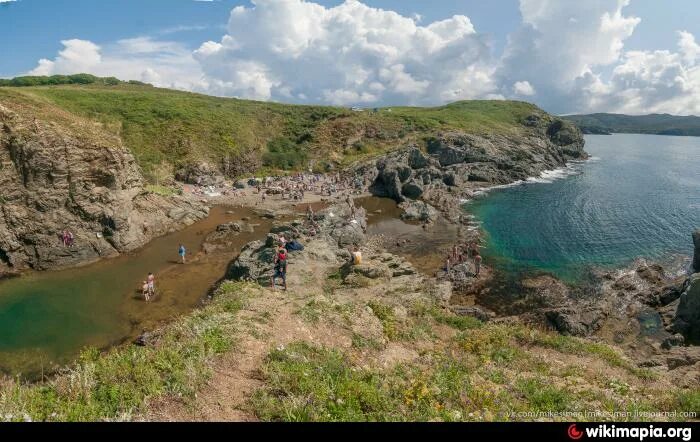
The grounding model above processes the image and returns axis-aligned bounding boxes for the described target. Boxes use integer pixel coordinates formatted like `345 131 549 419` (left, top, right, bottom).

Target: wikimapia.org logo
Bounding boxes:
567 424 693 441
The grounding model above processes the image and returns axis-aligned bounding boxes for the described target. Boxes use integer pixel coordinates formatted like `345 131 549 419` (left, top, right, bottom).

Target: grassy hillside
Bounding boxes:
0 77 544 181
563 113 700 136
0 280 695 422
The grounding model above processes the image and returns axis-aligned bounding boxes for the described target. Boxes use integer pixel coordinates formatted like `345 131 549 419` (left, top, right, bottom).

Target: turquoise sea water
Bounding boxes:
466 134 700 282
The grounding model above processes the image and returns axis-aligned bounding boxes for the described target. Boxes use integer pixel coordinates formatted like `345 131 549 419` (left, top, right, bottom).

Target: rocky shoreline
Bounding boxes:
329 112 699 381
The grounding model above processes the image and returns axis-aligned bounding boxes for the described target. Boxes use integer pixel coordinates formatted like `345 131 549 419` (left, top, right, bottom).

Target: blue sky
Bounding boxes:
1 0 699 114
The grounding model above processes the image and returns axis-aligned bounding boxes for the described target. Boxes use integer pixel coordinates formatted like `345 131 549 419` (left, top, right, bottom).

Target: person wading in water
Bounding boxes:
147 272 156 298
178 243 186 264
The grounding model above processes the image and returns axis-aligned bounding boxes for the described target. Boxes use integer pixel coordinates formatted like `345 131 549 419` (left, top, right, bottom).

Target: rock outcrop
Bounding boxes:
693 229 700 272
672 274 700 343
355 113 586 207
0 102 208 276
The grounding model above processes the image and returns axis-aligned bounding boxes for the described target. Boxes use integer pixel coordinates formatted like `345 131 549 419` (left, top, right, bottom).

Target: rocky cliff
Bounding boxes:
0 101 208 276
354 112 586 205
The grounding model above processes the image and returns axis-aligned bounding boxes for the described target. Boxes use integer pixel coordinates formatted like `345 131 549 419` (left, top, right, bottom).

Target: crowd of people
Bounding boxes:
254 171 364 204
443 240 483 278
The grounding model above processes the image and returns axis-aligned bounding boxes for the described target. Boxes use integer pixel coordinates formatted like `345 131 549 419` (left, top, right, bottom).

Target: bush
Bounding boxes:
262 137 309 170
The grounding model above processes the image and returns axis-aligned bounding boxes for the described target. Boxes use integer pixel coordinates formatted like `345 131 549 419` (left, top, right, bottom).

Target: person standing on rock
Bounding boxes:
473 253 482 277
271 248 288 291
178 243 186 264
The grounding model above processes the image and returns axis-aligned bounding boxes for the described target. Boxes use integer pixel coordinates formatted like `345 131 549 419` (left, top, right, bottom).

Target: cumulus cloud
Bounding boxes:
497 0 641 112
513 80 535 96
192 0 495 104
23 0 700 114
572 33 700 115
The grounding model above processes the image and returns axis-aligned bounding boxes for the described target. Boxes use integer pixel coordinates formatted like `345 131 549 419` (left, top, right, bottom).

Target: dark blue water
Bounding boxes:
466 134 700 282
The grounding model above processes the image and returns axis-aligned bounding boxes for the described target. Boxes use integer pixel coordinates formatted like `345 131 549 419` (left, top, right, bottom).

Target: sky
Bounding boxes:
1 0 699 115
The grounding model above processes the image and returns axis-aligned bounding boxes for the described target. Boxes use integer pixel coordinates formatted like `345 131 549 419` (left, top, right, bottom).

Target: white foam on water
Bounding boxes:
464 156 597 198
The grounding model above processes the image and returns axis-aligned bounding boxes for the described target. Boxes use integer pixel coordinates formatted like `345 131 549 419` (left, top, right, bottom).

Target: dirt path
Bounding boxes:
144 237 354 421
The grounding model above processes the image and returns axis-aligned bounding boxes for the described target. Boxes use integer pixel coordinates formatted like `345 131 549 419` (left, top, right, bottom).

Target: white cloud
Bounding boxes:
513 80 535 96
573 33 700 115
23 0 700 114
192 0 494 104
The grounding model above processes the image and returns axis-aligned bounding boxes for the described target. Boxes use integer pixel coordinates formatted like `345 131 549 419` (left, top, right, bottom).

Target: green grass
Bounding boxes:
0 281 255 422
0 81 545 181
145 184 180 197
511 327 657 379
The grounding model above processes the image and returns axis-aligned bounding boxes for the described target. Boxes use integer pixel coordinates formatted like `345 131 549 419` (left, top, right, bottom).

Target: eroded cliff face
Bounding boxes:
0 102 208 276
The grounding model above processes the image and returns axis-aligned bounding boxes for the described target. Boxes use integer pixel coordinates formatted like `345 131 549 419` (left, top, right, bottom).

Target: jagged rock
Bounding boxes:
636 264 665 284
234 180 247 189
226 240 276 284
661 333 685 350
174 161 223 186
351 263 390 279
408 148 429 169
523 114 541 127
693 230 700 272
545 307 605 336
664 346 700 369
373 252 415 277
397 166 412 183
401 181 423 200
660 298 680 329
612 274 638 291
442 172 457 187
399 200 438 222
672 273 700 343
639 276 689 307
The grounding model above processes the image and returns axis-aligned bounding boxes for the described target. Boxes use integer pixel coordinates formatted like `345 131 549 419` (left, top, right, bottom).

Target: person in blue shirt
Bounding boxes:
178 243 186 264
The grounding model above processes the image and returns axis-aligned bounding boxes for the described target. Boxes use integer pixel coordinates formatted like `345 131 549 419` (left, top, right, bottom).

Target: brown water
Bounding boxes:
0 206 274 378
0 196 455 378
357 196 460 274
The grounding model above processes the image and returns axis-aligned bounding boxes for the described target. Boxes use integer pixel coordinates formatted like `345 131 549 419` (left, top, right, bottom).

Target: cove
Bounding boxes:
0 206 276 378
466 134 700 282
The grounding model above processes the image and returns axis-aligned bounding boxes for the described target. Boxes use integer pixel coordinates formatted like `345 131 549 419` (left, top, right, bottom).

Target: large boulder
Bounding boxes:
672 274 700 343
545 307 605 336
399 200 438 223
373 164 404 202
401 180 424 200
174 162 223 186
226 240 276 284
408 148 429 169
